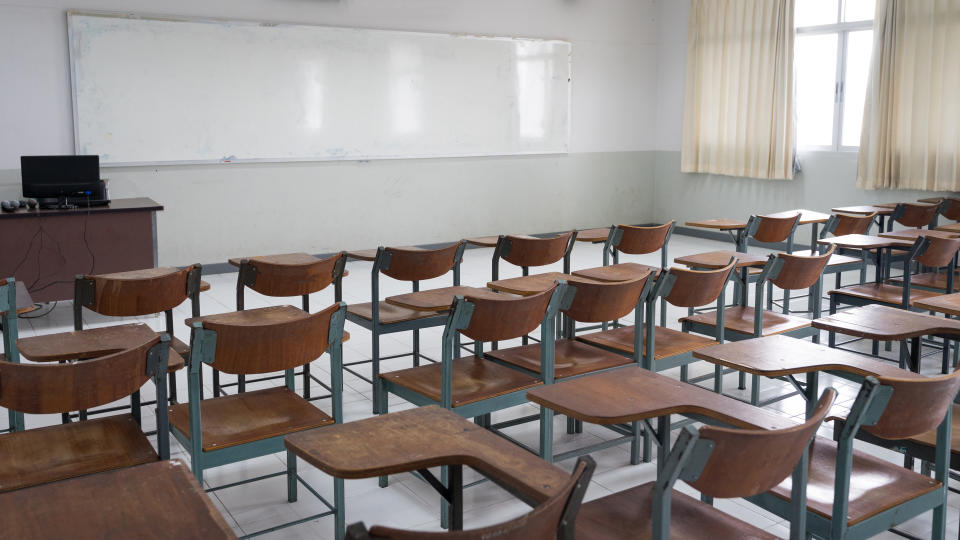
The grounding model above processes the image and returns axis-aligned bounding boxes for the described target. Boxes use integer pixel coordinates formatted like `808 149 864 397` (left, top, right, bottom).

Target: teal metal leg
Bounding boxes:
540 406 555 463
440 465 450 530
378 383 389 488
714 364 723 393
750 374 760 405
630 421 641 465
287 449 298 503
334 477 346 540
566 416 576 435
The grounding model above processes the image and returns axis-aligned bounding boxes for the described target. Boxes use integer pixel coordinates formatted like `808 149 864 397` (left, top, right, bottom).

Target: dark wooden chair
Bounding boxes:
73 265 202 413
346 456 595 540
170 302 347 537
682 248 833 404
487 274 655 463
939 197 960 223
743 212 802 313
378 284 567 455
228 252 346 400
0 334 170 493
346 242 465 414
750 372 960 539
890 202 940 231
576 389 837 540
578 261 736 385
0 278 22 433
492 232 577 280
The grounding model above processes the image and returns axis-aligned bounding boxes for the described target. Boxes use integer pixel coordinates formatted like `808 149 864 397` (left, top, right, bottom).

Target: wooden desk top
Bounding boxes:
464 236 500 248
17 323 160 362
487 272 605 296
936 223 960 233
919 197 946 204
766 209 831 225
385 286 513 312
874 202 900 209
693 335 919 379
817 234 912 250
346 246 424 261
575 228 610 243
813 304 960 340
571 263 657 282
880 229 959 241
685 218 747 231
674 250 768 269
527 367 796 429
285 405 569 505
830 205 894 216
186 305 305 327
912 293 960 317
0 460 236 539
0 197 163 221
227 252 321 268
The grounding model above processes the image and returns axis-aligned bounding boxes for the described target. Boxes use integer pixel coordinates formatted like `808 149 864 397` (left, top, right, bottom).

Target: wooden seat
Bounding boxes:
347 301 439 324
576 482 776 540
829 282 941 303
169 386 333 451
487 338 632 379
768 437 940 525
0 415 157 493
570 262 659 282
578 325 715 360
907 403 960 450
681 306 811 337
381 356 542 408
889 271 960 291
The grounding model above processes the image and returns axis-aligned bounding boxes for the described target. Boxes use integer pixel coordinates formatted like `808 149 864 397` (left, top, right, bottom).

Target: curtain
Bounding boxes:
681 0 796 180
857 0 960 191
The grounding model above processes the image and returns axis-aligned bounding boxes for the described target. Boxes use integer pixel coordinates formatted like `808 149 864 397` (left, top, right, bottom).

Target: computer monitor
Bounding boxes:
20 155 101 200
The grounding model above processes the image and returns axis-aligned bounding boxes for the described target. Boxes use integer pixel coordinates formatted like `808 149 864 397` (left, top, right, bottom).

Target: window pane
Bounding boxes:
843 0 876 22
841 29 873 147
795 0 840 27
796 33 839 147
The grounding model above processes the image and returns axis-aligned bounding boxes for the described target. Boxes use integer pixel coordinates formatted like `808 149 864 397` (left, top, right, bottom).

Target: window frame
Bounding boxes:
795 2 873 151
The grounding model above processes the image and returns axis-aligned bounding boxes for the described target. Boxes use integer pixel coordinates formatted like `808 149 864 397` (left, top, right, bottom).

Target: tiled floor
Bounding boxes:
7 234 959 538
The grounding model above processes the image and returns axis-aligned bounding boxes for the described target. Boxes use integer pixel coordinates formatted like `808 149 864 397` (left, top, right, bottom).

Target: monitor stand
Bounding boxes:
37 196 77 210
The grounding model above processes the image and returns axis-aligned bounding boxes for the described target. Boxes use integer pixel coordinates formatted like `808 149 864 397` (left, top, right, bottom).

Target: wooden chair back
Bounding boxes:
831 212 875 236
685 389 836 498
940 198 960 222
864 370 960 440
770 246 834 291
500 232 574 268
0 336 161 414
381 243 463 282
893 202 939 228
752 213 800 244
345 456 595 540
564 274 652 323
78 266 198 316
201 303 339 375
459 286 557 342
243 253 344 297
915 236 960 268
615 222 674 255
662 261 736 308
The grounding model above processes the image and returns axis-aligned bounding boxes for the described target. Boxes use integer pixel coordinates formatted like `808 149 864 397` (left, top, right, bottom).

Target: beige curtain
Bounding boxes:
681 0 796 180
857 0 960 191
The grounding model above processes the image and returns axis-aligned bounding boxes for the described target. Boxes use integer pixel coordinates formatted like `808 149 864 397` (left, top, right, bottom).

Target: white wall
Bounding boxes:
0 0 659 267
651 0 954 228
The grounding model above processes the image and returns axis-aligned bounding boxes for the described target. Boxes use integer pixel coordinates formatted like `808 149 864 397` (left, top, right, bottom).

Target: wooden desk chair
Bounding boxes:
73 265 202 420
742 212 802 313
750 373 960 539
170 303 347 537
682 248 833 403
939 197 960 223
576 389 836 540
0 278 22 433
378 284 566 455
577 261 736 385
0 334 170 493
492 232 577 281
817 212 875 295
588 221 674 326
346 456 595 540
229 252 346 400
346 242 466 414
486 274 655 463
890 202 940 231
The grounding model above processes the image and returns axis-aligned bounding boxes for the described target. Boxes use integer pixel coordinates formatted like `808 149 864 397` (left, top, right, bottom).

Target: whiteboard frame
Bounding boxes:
67 10 573 167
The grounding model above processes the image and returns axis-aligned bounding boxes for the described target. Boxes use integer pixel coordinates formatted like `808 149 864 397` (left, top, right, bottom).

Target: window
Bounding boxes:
795 0 874 150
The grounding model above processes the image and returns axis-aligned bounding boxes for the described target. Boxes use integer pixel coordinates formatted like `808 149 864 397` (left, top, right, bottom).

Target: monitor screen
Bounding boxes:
20 155 100 198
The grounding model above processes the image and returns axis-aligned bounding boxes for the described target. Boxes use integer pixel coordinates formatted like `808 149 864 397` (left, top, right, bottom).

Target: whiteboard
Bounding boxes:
67 13 571 166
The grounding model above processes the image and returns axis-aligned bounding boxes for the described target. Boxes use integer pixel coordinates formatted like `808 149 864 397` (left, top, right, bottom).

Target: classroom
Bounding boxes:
1 0 959 538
